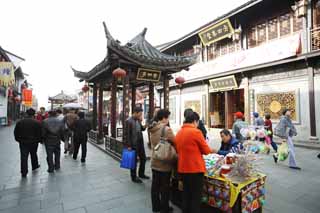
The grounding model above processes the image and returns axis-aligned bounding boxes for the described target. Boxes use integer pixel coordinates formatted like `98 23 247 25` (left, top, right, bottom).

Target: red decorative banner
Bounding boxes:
23 89 32 107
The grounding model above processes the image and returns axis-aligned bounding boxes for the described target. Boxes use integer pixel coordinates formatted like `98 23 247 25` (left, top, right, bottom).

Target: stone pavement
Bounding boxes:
1 125 320 213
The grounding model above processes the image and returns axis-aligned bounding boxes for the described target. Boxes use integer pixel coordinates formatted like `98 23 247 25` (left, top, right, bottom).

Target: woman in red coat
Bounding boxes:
175 112 216 213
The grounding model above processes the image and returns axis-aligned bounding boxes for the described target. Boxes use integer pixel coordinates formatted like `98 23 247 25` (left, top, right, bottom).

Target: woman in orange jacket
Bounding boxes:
175 112 216 213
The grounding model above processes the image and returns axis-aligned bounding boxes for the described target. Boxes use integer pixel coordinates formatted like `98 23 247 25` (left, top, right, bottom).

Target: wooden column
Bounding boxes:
131 84 136 111
308 67 317 139
122 75 130 142
148 82 155 121
111 77 117 138
163 74 170 110
92 83 98 131
98 83 103 142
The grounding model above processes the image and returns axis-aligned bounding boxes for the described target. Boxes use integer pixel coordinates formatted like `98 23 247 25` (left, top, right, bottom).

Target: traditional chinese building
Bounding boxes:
159 0 319 142
0 46 26 125
48 90 77 110
72 22 197 158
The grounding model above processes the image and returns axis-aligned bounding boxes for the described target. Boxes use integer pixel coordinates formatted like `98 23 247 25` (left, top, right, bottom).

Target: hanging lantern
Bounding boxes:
112 67 126 78
82 85 89 92
175 76 186 85
14 96 21 103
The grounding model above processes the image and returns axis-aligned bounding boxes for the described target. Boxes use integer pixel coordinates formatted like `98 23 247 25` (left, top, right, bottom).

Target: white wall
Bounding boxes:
314 74 320 139
250 76 310 142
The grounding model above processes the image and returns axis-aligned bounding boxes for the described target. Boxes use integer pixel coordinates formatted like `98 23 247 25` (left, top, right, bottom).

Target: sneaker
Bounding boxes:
32 165 40 171
273 154 278 164
289 166 301 170
132 178 143 183
139 175 150 179
81 159 86 163
73 156 77 160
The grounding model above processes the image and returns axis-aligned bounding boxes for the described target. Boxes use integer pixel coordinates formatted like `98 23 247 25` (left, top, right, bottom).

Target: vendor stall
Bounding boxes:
171 152 267 213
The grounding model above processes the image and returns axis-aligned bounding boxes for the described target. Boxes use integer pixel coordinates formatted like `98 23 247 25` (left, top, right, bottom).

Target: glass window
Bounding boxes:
268 18 278 40
280 13 291 37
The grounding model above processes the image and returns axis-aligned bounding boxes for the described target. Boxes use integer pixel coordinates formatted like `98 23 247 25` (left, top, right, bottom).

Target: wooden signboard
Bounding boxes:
209 75 238 92
137 68 161 82
199 19 234 46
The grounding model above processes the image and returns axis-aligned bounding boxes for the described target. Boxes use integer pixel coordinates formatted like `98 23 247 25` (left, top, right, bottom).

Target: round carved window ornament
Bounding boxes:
269 101 282 113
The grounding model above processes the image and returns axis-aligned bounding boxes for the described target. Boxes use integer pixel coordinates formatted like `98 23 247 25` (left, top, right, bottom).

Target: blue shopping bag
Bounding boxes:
120 149 136 170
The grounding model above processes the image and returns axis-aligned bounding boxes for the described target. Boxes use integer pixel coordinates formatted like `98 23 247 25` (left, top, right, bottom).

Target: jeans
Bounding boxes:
45 143 61 171
19 143 39 175
130 142 146 179
151 170 171 212
270 136 278 152
181 173 204 213
73 138 87 160
287 136 297 167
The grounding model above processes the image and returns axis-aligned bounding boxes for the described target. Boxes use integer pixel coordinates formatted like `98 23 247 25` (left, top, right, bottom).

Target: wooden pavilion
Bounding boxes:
72 22 197 157
48 90 77 110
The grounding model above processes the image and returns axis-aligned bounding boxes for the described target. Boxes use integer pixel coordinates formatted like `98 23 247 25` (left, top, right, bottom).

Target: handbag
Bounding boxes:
153 127 177 162
120 149 136 169
278 142 289 161
274 122 288 139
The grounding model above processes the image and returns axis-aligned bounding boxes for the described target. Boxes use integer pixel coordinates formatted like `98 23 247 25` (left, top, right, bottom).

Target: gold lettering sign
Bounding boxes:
209 75 238 92
199 19 234 46
137 68 161 82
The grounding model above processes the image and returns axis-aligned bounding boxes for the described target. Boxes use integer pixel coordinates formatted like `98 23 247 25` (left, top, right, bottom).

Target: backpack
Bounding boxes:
153 127 177 162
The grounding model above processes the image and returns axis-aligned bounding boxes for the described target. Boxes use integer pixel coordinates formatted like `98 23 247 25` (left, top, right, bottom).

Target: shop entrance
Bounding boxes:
209 89 244 129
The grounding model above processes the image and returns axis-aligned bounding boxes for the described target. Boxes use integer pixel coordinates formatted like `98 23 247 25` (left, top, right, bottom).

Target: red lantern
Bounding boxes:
175 76 185 85
82 85 89 92
14 96 21 102
112 67 126 78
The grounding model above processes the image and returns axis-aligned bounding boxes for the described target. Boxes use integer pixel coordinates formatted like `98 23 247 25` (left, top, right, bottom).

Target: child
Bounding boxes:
264 114 278 153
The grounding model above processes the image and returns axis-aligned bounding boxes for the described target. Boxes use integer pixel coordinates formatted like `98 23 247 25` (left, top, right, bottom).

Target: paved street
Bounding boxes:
0 125 320 213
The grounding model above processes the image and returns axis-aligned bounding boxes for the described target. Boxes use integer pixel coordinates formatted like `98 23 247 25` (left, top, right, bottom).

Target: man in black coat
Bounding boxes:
73 112 92 163
126 106 149 183
14 108 42 178
42 110 65 173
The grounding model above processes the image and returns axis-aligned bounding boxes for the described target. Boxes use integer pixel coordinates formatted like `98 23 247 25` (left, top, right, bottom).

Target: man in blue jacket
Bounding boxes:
218 129 241 156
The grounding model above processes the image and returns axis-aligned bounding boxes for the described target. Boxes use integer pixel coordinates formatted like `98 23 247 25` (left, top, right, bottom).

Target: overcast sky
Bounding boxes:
1 0 249 108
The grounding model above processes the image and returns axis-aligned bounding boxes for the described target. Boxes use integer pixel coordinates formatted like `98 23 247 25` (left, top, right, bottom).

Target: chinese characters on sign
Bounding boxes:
137 68 161 82
0 62 15 87
209 75 238 92
199 19 234 46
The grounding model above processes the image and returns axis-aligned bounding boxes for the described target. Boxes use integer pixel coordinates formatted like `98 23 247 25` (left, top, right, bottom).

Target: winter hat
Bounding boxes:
234 112 244 119
253 112 259 118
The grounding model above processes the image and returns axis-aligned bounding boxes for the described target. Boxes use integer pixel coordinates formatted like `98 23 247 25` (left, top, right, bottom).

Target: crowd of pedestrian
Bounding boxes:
14 107 91 177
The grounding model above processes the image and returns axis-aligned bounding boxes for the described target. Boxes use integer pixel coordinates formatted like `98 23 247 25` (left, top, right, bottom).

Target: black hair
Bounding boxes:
184 108 193 118
282 108 289 115
48 110 57 117
220 129 232 137
185 112 200 124
265 113 271 120
78 111 85 119
56 109 62 114
26 108 36 116
193 112 200 121
40 107 45 110
157 109 170 121
133 106 143 113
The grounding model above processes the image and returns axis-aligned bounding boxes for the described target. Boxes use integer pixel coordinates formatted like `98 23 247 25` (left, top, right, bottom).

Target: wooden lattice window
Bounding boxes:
248 27 257 48
293 15 303 32
220 43 228 55
280 13 291 37
268 18 278 40
257 22 267 45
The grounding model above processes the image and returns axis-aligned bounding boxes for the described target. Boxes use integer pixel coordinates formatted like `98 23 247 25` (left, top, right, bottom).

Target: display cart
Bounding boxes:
171 173 266 213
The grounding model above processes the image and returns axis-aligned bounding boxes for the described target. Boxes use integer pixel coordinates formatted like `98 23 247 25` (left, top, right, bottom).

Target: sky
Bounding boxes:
1 0 249 108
